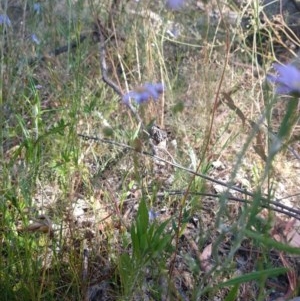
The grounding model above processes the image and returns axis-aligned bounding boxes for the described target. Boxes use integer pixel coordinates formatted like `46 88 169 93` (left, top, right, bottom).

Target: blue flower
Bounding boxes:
31 34 40 45
148 209 159 221
267 63 300 96
122 83 164 105
166 0 185 10
33 3 42 14
0 14 11 27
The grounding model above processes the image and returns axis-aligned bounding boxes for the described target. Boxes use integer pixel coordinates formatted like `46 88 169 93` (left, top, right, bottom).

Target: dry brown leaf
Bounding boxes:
199 243 213 273
284 219 300 248
187 238 213 273
279 251 297 299
222 91 246 127
273 218 300 248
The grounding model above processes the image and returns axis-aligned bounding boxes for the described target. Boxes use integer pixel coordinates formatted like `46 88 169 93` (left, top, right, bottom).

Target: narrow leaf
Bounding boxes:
218 267 288 288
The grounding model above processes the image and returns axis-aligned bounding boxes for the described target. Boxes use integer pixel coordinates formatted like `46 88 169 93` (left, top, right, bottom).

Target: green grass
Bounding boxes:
1 0 300 300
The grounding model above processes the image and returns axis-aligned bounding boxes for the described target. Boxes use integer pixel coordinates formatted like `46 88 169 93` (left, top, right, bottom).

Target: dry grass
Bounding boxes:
1 0 300 300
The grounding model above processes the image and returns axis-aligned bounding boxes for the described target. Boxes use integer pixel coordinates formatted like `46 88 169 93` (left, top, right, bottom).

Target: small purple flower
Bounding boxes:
166 0 185 10
267 63 300 96
143 83 164 99
0 14 12 27
122 82 164 105
33 3 42 14
31 34 40 45
148 209 158 221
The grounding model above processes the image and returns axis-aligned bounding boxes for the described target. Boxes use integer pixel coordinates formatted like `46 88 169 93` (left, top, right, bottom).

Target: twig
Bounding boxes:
157 190 300 220
26 34 88 66
78 134 300 220
97 27 122 97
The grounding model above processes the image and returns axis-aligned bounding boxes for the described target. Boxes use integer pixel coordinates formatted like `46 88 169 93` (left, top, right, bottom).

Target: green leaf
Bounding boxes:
245 229 300 255
118 253 134 295
131 200 150 259
224 284 239 301
152 233 172 254
138 232 149 255
136 200 149 237
152 219 170 242
278 98 299 139
172 101 184 114
217 267 288 288
131 224 140 259
131 122 141 140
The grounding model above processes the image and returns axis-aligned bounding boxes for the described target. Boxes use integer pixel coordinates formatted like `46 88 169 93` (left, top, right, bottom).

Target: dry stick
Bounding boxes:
26 17 122 67
26 34 88 66
78 134 300 220
157 191 300 221
98 28 123 97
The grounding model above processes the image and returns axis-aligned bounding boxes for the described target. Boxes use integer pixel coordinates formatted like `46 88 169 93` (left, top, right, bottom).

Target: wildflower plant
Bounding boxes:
267 62 300 158
267 63 300 96
0 14 11 27
118 200 172 298
33 3 42 14
122 82 164 105
166 0 185 10
30 34 40 45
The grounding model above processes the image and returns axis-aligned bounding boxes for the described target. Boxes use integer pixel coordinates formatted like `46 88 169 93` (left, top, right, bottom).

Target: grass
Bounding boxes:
1 0 300 300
